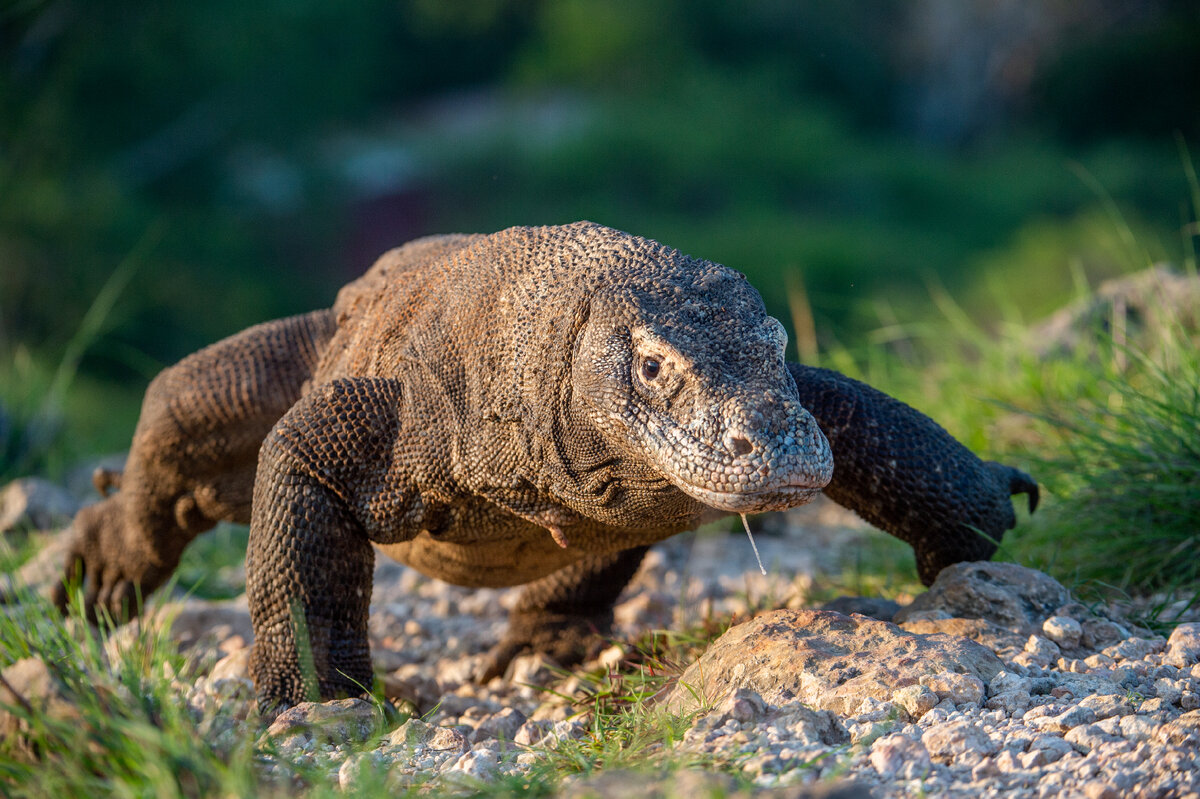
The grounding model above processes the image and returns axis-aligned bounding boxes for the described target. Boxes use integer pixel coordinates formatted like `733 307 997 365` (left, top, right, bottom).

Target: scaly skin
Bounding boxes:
57 222 1037 714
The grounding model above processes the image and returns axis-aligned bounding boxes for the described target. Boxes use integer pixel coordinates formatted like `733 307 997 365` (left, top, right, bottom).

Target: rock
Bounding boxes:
1164 623 1200 668
471 707 527 743
819 596 902 621
1155 709 1200 746
661 609 1003 718
989 670 1033 695
919 672 985 706
1029 705 1096 733
985 690 1031 713
894 562 1070 634
0 478 80 533
768 702 849 746
1031 266 1200 361
1043 616 1083 649
209 648 252 682
1064 723 1119 753
898 616 1025 656
0 657 81 756
921 720 999 763
892 684 939 721
709 687 769 724
512 720 549 746
447 747 499 780
262 698 383 750
338 750 389 791
1076 693 1134 720
1080 618 1131 651
870 733 932 780
386 717 471 754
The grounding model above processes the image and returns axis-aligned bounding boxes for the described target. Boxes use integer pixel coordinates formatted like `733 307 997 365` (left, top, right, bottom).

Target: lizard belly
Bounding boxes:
373 533 584 588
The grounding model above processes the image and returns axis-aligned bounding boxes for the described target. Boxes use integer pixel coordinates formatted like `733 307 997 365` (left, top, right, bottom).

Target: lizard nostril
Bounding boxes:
728 435 754 457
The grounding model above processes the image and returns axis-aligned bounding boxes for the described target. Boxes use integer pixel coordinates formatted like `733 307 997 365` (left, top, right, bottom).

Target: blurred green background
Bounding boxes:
2 0 1198 468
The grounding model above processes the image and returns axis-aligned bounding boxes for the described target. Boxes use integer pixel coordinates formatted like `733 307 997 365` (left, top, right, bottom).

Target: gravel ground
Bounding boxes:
6 488 1200 797
147 500 1199 797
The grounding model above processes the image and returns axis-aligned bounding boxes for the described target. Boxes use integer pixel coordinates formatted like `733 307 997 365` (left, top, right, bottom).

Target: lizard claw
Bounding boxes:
986 461 1039 514
53 497 171 624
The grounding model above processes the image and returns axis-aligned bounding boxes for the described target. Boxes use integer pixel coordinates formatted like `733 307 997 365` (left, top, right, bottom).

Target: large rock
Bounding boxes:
0 478 80 534
893 562 1070 634
662 609 1003 718
1032 266 1200 361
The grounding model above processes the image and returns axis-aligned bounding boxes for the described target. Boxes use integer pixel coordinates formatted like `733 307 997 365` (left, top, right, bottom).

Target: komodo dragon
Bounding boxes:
56 222 1037 714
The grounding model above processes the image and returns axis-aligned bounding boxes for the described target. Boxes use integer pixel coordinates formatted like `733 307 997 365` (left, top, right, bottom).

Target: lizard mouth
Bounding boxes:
669 477 827 514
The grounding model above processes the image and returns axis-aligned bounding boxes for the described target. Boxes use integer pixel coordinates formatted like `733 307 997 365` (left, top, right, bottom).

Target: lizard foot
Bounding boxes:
52 497 175 624
475 611 611 683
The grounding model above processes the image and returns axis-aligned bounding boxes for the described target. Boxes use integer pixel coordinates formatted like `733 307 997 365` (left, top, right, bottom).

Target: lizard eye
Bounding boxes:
640 358 661 382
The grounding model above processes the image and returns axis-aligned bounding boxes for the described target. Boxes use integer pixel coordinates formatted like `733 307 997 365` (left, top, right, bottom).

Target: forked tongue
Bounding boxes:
740 513 767 575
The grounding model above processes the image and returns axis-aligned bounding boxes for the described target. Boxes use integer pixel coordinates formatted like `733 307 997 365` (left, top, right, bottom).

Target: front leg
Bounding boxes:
477 546 649 682
788 364 1037 585
247 378 415 714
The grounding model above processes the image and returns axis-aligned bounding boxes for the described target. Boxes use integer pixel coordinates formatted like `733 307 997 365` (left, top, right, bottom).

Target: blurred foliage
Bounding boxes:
1 0 1198 463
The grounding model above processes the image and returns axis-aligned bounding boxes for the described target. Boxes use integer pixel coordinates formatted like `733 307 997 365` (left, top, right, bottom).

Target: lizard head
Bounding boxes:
572 259 834 515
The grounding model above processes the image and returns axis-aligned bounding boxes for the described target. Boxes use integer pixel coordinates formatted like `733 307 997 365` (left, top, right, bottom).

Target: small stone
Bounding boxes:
1165 624 1200 668
921 720 998 763
338 750 386 791
546 718 587 744
1024 635 1062 664
892 684 938 721
471 707 526 744
1077 694 1134 720
1103 637 1162 661
1028 734 1074 762
920 672 985 706
512 720 549 746
1156 709 1200 746
1043 616 1083 648
1153 677 1183 706
716 687 768 723
989 671 1033 695
448 747 499 780
209 648 252 683
986 690 1031 714
1081 619 1131 651
262 698 382 749
1064 723 1118 753
1029 705 1096 733
870 733 931 780
1118 714 1159 741
1082 781 1120 799
385 717 470 754
1181 691 1199 710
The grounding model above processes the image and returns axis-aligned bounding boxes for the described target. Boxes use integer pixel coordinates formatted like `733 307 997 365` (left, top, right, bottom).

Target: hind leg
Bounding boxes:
56 310 337 620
